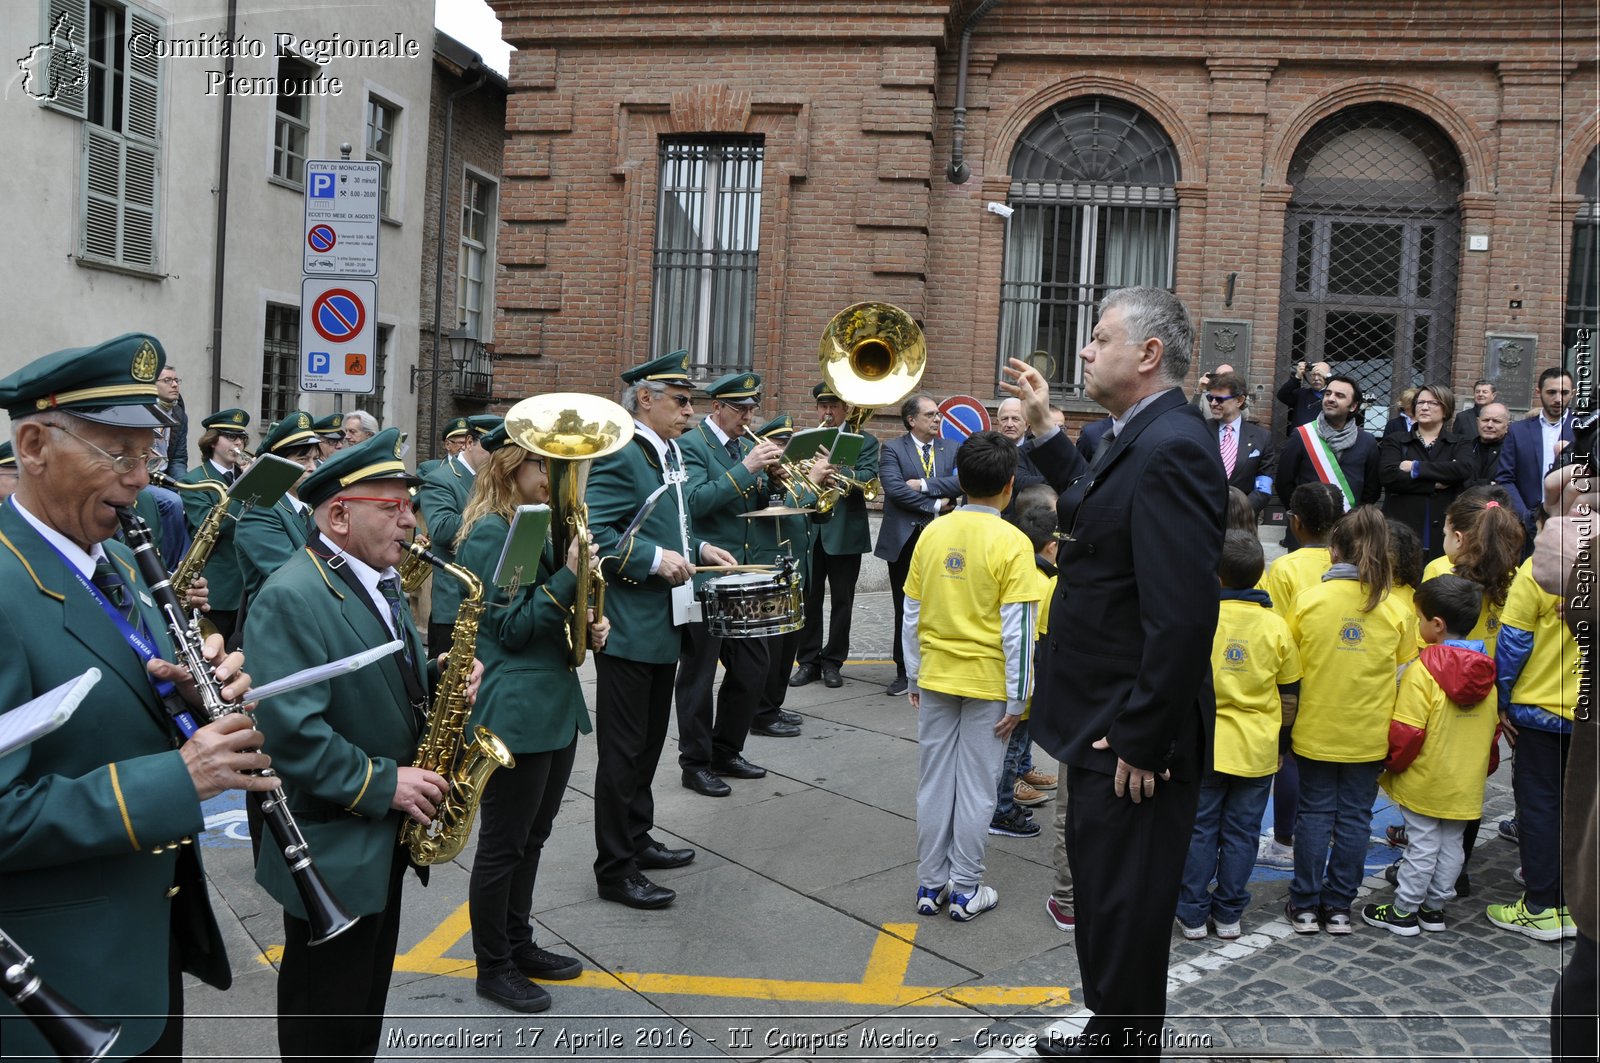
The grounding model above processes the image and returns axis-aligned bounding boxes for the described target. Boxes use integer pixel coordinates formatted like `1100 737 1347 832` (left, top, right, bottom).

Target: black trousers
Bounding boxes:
796 543 861 669
469 735 578 969
754 629 801 723
674 622 767 770
135 926 184 1059
1553 930 1599 1061
593 652 676 883
887 527 924 675
1065 765 1200 1060
277 847 406 1063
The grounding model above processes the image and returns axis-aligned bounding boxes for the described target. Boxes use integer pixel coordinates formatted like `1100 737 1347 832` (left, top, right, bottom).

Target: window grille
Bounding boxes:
1565 148 1599 360
998 96 1179 392
1278 105 1464 433
356 326 389 418
261 304 300 426
650 138 763 379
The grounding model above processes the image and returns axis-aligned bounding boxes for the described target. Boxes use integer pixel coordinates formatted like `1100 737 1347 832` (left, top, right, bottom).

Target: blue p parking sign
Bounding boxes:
307 351 330 375
309 172 336 199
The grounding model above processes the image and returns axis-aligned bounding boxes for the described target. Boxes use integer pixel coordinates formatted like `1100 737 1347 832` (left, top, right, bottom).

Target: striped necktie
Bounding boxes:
91 556 138 624
1221 422 1237 478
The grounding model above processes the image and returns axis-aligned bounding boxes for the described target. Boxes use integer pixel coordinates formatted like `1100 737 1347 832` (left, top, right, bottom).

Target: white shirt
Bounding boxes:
1539 411 1569 472
630 420 693 572
318 533 402 638
1109 387 1176 438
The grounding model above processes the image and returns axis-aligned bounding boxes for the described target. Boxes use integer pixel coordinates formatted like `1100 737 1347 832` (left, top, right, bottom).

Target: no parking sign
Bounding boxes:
299 278 377 395
938 395 991 442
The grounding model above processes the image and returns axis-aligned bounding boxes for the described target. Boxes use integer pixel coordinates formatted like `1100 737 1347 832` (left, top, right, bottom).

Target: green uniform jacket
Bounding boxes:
747 469 830 589
818 431 879 556
417 458 444 479
456 514 591 755
416 457 474 627
234 495 312 608
178 459 243 610
587 433 704 664
0 501 229 1058
248 546 428 919
679 421 768 570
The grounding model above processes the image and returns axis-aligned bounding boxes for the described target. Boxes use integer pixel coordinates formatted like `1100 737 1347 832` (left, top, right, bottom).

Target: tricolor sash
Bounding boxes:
1295 423 1355 510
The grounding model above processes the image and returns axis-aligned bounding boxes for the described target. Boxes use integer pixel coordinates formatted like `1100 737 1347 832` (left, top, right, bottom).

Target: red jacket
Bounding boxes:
1386 642 1497 773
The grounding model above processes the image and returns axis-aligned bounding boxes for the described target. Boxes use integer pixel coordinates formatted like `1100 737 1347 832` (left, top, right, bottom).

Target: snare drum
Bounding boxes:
696 571 803 638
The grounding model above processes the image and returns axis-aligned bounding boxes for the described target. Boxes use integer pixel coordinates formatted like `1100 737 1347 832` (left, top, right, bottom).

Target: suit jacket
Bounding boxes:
1453 405 1484 438
588 433 705 664
179 458 244 610
235 494 313 609
1028 390 1226 782
679 419 769 567
416 457 475 626
456 514 591 755
1277 425 1382 507
249 545 429 919
1217 418 1278 514
1462 436 1505 487
817 430 879 556
0 502 229 1058
873 432 959 562
1494 414 1574 517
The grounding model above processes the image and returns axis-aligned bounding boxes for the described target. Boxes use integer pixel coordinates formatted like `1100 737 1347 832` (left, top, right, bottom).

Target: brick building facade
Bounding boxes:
485 0 1597 433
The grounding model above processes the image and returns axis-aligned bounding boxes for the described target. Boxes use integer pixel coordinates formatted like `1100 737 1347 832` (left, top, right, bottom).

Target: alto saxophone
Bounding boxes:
398 534 433 594
152 471 228 600
398 541 515 865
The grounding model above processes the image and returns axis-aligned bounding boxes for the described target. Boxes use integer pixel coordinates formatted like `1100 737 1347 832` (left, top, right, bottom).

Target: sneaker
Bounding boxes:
1559 906 1577 940
1178 920 1207 940
1213 919 1242 940
1485 896 1565 941
988 807 1041 838
1286 902 1321 934
1045 896 1075 932
886 675 909 697
1361 902 1420 937
1321 906 1354 934
475 962 552 1013
512 944 582 981
949 885 999 922
1497 818 1519 843
1014 779 1051 807
1257 836 1295 870
915 882 951 916
1385 824 1409 847
1417 907 1447 932
1020 767 1058 790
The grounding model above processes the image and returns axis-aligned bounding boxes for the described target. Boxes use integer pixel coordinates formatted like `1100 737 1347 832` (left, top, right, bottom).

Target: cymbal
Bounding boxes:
744 506 815 517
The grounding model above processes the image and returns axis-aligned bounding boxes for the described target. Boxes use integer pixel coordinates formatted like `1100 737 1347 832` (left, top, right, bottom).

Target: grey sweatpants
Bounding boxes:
916 688 1007 894
1396 804 1469 912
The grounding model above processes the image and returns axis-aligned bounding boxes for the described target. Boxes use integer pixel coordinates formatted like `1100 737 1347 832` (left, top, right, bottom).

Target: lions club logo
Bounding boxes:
943 549 966 576
1339 620 1365 646
1224 640 1248 667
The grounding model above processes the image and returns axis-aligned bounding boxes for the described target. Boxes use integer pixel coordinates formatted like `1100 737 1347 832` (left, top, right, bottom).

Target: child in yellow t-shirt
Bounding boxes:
1362 576 1497 936
904 432 1041 923
1286 506 1416 935
1177 531 1302 941
1420 487 1525 657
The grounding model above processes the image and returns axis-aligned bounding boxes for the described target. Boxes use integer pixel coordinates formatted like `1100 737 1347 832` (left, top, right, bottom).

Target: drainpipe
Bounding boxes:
428 58 488 460
208 0 239 410
946 0 1003 185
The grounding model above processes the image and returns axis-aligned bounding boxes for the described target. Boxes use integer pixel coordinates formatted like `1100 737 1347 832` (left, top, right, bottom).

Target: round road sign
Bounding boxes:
938 395 991 442
311 288 366 344
307 224 337 253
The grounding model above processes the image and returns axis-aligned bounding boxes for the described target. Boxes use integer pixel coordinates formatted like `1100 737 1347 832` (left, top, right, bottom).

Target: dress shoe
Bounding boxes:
1035 1032 1094 1057
749 718 800 738
512 944 582 981
682 769 731 797
777 709 803 726
475 962 552 1013
597 872 675 909
821 664 843 688
788 662 820 687
710 754 767 779
636 842 696 870
886 675 909 696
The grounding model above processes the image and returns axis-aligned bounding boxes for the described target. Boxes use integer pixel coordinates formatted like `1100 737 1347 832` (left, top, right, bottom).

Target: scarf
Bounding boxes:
1314 412 1359 455
1320 562 1360 582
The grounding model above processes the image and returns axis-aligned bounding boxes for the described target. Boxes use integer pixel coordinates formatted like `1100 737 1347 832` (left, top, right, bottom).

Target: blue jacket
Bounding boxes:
1494 414 1574 518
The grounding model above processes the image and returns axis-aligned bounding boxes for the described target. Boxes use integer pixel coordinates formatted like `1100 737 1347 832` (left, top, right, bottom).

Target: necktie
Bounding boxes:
919 443 934 477
1221 423 1237 478
91 557 137 624
726 437 742 463
377 575 414 668
1088 430 1117 476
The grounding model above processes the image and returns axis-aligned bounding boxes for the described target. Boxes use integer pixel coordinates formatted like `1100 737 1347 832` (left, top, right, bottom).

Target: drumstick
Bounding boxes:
693 564 777 573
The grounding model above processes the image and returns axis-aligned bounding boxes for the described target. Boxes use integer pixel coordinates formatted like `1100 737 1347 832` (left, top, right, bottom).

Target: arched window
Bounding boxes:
997 96 1179 391
1277 105 1464 432
1565 147 1599 359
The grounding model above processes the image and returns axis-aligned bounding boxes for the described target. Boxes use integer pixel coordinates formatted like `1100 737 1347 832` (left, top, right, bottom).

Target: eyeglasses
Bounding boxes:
665 394 693 408
1204 394 1238 405
44 421 153 476
1412 398 1441 408
335 495 414 515
158 375 181 385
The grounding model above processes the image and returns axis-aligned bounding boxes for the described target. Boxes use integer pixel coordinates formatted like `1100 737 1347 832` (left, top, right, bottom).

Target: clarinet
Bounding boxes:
112 508 358 945
0 925 120 1062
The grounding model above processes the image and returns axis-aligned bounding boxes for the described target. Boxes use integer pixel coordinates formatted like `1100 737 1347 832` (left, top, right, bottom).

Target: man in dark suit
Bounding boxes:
1495 367 1575 528
1453 378 1498 438
1075 415 1113 462
1276 359 1329 433
1462 401 1510 486
0 334 269 1060
1204 370 1276 515
1275 374 1382 543
1004 287 1225 1060
872 393 960 696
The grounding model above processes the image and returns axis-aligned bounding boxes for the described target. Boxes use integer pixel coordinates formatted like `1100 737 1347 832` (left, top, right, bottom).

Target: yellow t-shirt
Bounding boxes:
1380 650 1498 820
1288 579 1416 762
905 510 1040 701
1499 558 1581 721
1421 554 1504 656
1212 598 1303 777
1263 546 1331 618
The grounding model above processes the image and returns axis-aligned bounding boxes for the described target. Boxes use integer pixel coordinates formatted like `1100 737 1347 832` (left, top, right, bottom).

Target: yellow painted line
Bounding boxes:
256 904 1071 1009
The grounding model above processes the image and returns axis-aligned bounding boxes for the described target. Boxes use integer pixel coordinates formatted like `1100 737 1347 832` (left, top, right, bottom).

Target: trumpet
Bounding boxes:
503 393 635 667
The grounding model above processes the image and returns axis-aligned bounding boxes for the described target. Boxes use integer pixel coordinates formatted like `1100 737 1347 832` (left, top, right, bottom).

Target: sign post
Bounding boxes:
300 158 380 396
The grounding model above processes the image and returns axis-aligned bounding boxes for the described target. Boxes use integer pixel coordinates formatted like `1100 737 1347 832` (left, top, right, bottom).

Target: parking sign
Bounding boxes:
299 278 377 394
303 160 380 276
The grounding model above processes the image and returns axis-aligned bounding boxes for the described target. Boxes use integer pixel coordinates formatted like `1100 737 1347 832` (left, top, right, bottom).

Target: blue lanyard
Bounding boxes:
42 540 196 737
